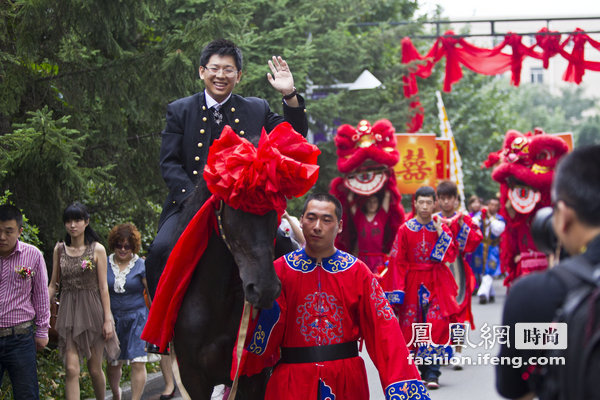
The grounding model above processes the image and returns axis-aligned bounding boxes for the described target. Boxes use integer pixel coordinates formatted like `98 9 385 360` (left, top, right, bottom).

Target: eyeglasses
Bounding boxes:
203 65 238 77
116 243 132 251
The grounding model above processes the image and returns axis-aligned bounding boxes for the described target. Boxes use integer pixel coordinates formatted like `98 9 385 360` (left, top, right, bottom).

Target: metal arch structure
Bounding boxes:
354 16 600 39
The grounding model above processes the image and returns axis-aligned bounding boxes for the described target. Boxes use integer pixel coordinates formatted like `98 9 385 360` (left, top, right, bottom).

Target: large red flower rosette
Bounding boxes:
204 122 320 215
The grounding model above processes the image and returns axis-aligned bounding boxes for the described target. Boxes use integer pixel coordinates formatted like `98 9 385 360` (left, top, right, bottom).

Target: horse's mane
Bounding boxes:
170 179 213 249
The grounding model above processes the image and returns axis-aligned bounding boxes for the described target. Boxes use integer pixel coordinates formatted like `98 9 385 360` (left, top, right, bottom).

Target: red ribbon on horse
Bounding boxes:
142 123 320 352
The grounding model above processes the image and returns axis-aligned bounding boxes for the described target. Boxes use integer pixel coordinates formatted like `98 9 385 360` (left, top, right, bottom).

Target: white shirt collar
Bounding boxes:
204 90 232 110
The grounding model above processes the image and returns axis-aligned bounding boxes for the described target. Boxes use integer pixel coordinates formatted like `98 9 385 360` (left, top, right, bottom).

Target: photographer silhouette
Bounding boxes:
496 144 600 400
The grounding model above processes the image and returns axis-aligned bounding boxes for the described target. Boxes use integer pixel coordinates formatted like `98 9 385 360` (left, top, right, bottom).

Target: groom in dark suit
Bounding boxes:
146 38 308 296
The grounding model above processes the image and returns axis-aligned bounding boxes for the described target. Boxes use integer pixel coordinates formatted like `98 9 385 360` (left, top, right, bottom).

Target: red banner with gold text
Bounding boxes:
394 134 437 194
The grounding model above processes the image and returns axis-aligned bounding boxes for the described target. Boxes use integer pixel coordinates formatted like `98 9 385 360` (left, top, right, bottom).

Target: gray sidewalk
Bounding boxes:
90 371 183 400
96 371 228 399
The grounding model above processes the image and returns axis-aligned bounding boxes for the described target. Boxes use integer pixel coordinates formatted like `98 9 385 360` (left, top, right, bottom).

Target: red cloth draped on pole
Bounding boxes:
559 28 600 83
141 123 320 352
402 27 600 132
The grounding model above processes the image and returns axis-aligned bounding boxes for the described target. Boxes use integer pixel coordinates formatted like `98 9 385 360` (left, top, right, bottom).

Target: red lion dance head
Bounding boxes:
330 119 404 260
484 128 569 286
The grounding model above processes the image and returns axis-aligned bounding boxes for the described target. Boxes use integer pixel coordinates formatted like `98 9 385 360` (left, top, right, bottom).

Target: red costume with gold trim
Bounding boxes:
354 206 389 272
484 128 568 287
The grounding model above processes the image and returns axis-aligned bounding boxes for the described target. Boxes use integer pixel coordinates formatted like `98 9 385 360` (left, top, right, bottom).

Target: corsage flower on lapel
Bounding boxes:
15 265 35 278
81 257 94 271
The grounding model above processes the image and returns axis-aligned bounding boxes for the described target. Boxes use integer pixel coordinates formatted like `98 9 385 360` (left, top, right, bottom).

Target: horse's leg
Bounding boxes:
174 236 242 399
236 368 271 400
173 358 213 399
174 299 215 400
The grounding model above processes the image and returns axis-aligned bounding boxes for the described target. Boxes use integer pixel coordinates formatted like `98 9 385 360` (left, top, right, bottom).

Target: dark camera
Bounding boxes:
531 206 558 255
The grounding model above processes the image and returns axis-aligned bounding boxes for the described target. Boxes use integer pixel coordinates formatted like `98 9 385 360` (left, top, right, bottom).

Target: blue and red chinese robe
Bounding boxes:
434 211 483 329
234 248 429 400
387 218 458 357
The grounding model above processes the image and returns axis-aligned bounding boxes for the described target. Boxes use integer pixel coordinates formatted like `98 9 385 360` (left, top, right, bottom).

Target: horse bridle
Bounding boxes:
214 199 253 400
215 199 234 252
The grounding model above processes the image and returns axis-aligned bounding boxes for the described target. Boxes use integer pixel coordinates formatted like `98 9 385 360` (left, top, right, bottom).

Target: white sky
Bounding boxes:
418 0 600 19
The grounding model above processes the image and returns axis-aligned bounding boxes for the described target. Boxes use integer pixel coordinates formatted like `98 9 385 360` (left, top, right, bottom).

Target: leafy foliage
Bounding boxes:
0 190 42 249
0 0 423 260
0 107 112 252
0 347 161 399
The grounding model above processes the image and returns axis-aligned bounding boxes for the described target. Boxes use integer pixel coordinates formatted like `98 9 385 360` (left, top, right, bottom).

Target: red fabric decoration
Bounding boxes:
141 195 219 351
402 27 597 131
141 123 320 352
205 123 320 216
536 28 563 69
559 29 600 83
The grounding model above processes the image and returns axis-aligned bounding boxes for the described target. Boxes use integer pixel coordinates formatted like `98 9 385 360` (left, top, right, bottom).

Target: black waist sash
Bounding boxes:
280 341 358 364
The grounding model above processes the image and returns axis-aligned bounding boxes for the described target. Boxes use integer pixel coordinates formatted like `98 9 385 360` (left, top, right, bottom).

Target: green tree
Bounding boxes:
1 0 423 258
577 116 600 146
0 107 112 251
0 190 42 248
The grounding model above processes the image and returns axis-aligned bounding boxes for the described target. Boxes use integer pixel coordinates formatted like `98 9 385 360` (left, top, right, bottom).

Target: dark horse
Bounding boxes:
148 181 296 399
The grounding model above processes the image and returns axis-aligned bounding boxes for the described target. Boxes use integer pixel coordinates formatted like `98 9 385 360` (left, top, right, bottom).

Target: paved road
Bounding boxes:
364 277 507 400
109 278 507 399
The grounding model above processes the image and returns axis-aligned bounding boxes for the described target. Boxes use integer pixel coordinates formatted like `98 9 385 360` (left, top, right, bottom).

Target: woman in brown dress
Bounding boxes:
48 202 119 399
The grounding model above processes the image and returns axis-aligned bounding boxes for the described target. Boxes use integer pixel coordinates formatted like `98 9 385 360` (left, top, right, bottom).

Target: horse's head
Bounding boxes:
218 203 281 309
204 124 320 308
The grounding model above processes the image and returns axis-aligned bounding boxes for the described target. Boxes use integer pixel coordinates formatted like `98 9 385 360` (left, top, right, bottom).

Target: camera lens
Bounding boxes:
531 206 557 255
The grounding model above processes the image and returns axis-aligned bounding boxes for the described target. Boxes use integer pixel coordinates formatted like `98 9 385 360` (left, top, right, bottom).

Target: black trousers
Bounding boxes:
145 210 181 298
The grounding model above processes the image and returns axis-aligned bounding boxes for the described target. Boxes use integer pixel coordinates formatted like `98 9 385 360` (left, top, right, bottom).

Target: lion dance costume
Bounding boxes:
484 128 568 287
330 119 405 274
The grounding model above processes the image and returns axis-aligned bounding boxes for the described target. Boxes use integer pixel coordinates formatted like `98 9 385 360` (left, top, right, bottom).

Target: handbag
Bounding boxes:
48 244 62 345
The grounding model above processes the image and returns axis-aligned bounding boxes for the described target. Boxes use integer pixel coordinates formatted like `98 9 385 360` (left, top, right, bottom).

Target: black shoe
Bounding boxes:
489 295 495 303
453 364 463 371
426 377 440 390
478 295 488 305
146 343 170 355
159 387 176 400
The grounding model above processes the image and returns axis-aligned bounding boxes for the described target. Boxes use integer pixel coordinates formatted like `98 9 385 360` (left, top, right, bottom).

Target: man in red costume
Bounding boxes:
234 193 430 400
388 185 458 389
435 180 482 372
435 180 482 329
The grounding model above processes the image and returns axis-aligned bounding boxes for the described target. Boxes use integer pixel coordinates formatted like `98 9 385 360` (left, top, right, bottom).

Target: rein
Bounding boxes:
215 199 233 252
214 199 248 400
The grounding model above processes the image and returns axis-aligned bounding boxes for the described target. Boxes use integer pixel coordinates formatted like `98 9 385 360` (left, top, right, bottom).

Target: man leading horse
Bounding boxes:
232 193 431 399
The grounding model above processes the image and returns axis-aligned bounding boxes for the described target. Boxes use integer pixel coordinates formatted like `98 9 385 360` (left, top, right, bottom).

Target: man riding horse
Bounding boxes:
142 123 320 398
145 38 308 297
